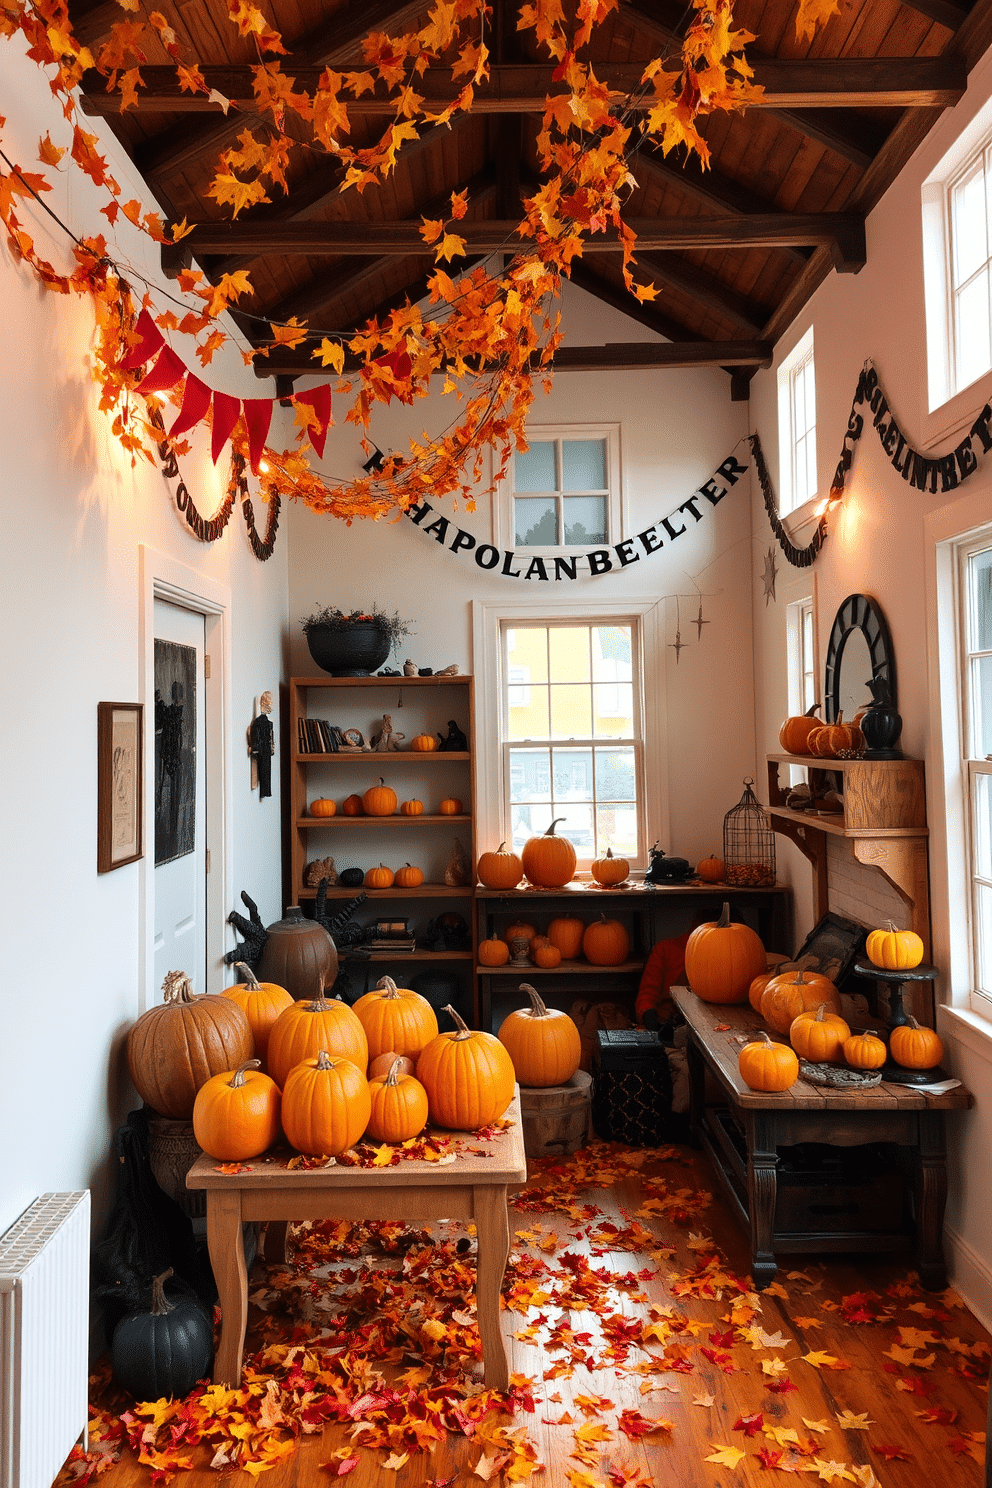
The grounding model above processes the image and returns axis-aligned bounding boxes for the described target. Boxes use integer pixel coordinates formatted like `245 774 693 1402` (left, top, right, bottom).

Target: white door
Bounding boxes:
153 600 207 994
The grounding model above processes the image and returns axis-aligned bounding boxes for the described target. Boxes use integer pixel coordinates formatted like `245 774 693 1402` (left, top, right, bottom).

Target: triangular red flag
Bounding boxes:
211 391 241 465
294 385 332 459
374 348 414 405
136 345 187 394
243 398 273 473
118 309 164 371
168 374 212 438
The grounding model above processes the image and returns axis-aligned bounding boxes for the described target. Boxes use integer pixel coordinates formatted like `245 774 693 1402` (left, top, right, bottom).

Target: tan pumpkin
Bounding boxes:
267 992 369 1088
409 734 438 752
865 921 926 971
127 971 254 1120
761 969 841 1034
416 1006 516 1130
192 1059 281 1161
368 1051 416 1080
309 798 337 817
683 904 767 1005
502 920 538 946
532 943 562 969
582 914 630 966
789 1003 850 1063
477 842 524 890
281 1051 371 1157
363 778 398 816
438 798 463 816
221 962 293 1069
591 848 629 886
342 793 365 816
479 936 511 967
778 704 821 755
738 1031 799 1092
843 1029 887 1070
365 863 395 889
366 1057 429 1143
695 854 725 884
546 916 585 960
400 798 424 816
394 863 425 888
497 984 581 1087
352 975 439 1062
889 1016 944 1070
521 818 577 888
809 713 865 760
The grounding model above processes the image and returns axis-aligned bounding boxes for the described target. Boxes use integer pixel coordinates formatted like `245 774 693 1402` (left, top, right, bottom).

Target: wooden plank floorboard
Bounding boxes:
57 1142 989 1487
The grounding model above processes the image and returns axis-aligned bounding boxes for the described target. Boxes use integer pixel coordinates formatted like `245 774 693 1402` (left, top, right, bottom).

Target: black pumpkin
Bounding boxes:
256 905 338 1002
111 1269 213 1400
338 867 365 887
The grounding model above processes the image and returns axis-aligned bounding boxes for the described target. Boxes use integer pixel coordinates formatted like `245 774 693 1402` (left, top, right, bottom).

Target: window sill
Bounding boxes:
938 1003 992 1064
919 378 989 453
779 496 823 544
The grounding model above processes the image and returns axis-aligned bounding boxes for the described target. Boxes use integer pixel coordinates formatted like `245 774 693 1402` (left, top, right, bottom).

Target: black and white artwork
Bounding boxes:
154 639 196 864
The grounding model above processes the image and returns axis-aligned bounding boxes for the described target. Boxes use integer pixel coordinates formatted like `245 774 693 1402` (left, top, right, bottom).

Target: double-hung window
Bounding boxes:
501 620 644 868
776 329 817 516
961 535 992 1011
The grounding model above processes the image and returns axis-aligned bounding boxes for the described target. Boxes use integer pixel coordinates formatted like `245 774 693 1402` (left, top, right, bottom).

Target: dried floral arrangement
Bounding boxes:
301 606 413 655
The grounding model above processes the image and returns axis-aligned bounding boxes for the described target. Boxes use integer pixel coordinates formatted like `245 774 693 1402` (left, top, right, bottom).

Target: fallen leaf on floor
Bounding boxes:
704 1443 747 1469
835 1411 873 1430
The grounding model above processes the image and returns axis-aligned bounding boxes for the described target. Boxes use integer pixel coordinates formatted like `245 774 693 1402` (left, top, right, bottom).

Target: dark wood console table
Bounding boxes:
673 987 972 1290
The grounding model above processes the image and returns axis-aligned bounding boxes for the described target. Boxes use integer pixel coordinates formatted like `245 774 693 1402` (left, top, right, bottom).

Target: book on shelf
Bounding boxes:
366 938 418 952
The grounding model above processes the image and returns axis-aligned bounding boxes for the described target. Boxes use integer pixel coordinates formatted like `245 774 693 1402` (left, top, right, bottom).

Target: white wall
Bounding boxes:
287 278 755 870
748 43 992 1321
0 40 288 1239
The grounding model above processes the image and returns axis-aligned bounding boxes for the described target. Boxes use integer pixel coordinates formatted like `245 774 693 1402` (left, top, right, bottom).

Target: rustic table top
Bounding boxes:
187 1089 528 1191
673 988 972 1113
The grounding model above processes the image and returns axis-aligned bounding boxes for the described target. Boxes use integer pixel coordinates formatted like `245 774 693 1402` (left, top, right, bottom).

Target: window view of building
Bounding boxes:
513 435 610 547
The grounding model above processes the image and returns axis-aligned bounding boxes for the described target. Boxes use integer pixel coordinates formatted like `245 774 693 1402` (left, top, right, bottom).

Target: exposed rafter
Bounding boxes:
253 338 773 377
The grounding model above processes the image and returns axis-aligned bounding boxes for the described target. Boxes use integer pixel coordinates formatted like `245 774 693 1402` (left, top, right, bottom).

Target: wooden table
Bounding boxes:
187 1090 528 1389
673 988 972 1290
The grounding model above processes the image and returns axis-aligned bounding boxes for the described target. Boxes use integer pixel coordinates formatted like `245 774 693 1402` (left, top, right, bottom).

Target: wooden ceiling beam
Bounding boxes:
167 213 866 266
80 58 967 115
896 0 970 30
569 262 702 343
637 252 774 333
253 338 773 376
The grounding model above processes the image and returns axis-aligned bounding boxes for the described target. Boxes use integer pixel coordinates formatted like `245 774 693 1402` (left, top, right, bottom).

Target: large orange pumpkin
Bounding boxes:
683 904 767 1005
267 993 369 1088
221 963 293 1069
416 1007 516 1130
738 1032 799 1092
761 969 841 1034
582 915 631 966
363 778 398 816
127 971 254 1120
498 984 582 1088
192 1059 281 1161
281 1052 371 1156
352 975 439 1062
366 1058 429 1143
521 819 577 888
477 842 524 889
547 916 585 960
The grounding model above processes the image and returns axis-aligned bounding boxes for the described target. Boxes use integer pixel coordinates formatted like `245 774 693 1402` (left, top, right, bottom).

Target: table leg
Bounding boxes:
912 1112 949 1292
260 1220 290 1264
206 1188 248 1386
686 1036 705 1149
745 1112 778 1290
474 1185 511 1391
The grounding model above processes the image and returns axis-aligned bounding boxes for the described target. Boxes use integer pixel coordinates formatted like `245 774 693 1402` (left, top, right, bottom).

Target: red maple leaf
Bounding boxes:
767 1378 798 1394
733 1412 764 1437
757 1447 784 1469
874 1444 913 1462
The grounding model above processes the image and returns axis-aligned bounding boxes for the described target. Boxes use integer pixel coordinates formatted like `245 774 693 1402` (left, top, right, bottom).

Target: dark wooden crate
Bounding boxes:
591 1030 686 1146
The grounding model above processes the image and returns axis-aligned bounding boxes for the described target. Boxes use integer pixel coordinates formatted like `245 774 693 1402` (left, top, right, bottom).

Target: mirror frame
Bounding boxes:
823 593 896 723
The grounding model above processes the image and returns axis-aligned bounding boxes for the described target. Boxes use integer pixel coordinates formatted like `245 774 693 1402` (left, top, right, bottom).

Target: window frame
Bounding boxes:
472 596 668 877
958 532 992 1016
775 327 818 520
496 423 623 554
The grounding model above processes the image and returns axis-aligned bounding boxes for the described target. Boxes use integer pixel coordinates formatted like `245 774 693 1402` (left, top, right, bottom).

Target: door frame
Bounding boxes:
140 546 232 1012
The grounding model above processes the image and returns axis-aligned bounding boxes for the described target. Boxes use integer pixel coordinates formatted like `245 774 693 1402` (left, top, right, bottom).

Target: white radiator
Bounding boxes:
0 1193 90 1488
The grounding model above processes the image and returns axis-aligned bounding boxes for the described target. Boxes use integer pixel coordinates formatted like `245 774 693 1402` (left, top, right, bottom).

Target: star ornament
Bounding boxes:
762 545 778 603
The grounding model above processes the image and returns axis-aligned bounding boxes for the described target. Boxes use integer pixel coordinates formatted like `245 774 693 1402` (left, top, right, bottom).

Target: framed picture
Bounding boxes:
792 911 867 986
341 728 367 748
98 702 143 873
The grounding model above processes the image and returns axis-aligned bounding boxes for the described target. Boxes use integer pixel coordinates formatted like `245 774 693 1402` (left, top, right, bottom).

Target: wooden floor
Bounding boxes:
58 1140 990 1487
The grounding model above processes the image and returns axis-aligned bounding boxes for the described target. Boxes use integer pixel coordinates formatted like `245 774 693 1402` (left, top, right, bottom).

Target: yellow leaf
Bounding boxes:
811 1460 856 1484
420 218 445 245
803 1350 841 1369
802 1418 830 1434
313 339 345 372
436 232 466 262
763 1426 800 1448
761 1357 788 1376
835 1411 873 1431
38 133 65 166
704 1444 746 1469
371 1144 394 1166
632 281 660 302
693 1393 715 1407
382 1451 409 1470
795 0 841 44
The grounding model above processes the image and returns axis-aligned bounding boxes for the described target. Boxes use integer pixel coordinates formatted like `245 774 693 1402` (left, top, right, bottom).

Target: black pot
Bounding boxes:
305 622 391 677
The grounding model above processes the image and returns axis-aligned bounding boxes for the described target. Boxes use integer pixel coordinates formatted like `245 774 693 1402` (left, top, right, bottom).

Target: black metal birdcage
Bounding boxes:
722 778 776 887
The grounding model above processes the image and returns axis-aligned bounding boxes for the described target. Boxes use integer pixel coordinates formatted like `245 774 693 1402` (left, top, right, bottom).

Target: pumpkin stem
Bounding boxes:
717 902 731 929
234 962 261 989
230 1059 261 1087
905 1015 922 1030
442 1004 473 1039
384 1057 404 1086
162 970 195 1004
150 1269 175 1316
496 841 507 852
546 818 566 836
814 1004 829 1022
748 1031 774 1047
520 983 550 1018
605 848 614 859
376 976 401 999
804 703 821 718
315 1049 334 1069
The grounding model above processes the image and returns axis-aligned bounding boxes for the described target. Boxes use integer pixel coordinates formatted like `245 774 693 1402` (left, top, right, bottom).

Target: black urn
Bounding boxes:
305 621 392 676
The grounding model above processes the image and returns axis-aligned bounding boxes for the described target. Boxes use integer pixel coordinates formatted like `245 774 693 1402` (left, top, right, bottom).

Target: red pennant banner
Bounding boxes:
373 350 413 405
243 399 273 473
212 391 242 465
118 309 165 371
169 374 213 438
294 385 332 459
137 345 187 394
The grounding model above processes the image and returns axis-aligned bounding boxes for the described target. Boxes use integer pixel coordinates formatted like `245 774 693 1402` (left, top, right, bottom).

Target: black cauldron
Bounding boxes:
305 622 391 676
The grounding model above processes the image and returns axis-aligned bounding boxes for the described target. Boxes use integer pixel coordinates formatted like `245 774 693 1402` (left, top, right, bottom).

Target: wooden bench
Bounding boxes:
673 987 972 1290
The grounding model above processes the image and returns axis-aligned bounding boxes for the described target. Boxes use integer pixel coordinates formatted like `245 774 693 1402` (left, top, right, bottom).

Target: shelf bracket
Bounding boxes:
770 818 829 922
852 838 931 958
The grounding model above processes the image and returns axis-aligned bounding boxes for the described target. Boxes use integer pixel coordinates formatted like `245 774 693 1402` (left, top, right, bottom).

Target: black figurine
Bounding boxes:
225 891 268 970
644 843 693 883
438 719 468 751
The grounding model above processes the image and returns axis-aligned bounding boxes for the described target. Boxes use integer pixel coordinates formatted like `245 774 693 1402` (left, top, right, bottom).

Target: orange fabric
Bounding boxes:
635 930 692 1022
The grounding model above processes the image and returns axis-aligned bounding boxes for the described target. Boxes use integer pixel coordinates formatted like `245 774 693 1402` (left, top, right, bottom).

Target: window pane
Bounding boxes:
510 802 539 852
952 165 989 283
507 626 548 684
596 804 638 860
593 682 634 736
509 747 551 803
593 626 632 682
549 626 591 682
975 771 992 880
507 681 549 740
976 881 992 997
971 655 992 758
955 270 992 388
552 747 593 800
595 746 636 800
550 684 592 738
562 438 606 490
969 546 992 651
515 497 557 546
514 441 556 492
563 495 607 545
551 801 595 857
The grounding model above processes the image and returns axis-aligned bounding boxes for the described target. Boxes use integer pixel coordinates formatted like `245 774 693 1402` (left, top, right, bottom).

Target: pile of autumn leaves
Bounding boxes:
57 1139 989 1485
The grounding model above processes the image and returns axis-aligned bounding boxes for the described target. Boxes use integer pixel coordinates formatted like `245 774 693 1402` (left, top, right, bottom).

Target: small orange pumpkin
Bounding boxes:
365 863 395 889
409 734 438 752
695 854 725 883
394 862 424 888
532 943 562 968
778 704 821 755
582 914 630 966
889 1016 943 1070
281 1051 371 1157
809 713 865 760
865 921 926 971
438 798 463 816
843 1029 887 1070
738 1031 798 1092
748 965 787 1014
479 936 511 966
400 798 424 816
342 794 364 816
502 920 538 946
591 848 629 886
221 963 293 1069
789 1003 850 1063
366 1057 429 1143
761 969 841 1034
363 778 398 816
309 798 337 817
546 916 585 960
477 842 524 890
192 1059 281 1161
